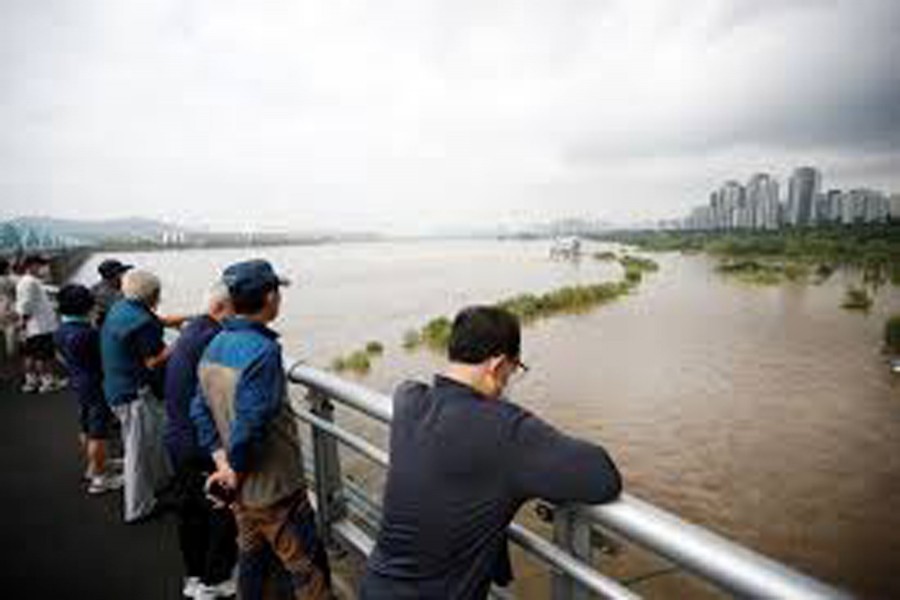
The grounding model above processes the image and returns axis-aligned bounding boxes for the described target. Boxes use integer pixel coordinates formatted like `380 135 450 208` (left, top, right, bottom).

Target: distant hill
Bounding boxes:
1 216 384 253
6 216 186 243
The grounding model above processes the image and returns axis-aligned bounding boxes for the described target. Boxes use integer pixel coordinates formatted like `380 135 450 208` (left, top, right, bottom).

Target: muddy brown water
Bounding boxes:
75 240 900 598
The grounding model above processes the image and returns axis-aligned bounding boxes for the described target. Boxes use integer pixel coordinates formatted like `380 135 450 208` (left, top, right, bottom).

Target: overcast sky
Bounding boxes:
2 0 898 233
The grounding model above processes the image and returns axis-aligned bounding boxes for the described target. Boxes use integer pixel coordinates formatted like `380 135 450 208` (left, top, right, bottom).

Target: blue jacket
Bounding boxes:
190 317 305 508
100 299 165 406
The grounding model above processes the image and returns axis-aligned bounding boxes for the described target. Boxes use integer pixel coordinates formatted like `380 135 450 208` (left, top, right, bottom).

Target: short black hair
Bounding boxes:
230 282 277 315
0 257 9 276
448 306 521 364
57 284 95 317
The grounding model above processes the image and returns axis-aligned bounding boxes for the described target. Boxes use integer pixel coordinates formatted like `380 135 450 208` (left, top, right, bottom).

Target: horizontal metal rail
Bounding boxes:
287 362 851 599
584 498 849 600
508 523 640 600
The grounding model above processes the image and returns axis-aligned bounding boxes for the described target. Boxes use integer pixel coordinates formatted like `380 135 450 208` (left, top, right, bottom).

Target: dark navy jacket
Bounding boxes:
164 315 222 466
54 317 104 407
360 376 622 600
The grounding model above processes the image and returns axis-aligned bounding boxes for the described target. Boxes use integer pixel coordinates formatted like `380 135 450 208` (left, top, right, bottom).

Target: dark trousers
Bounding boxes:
174 456 238 585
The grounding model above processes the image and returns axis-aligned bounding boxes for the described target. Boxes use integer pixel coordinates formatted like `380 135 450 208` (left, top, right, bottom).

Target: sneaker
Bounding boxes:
21 375 38 393
38 375 64 393
194 579 237 599
87 473 124 495
182 576 201 598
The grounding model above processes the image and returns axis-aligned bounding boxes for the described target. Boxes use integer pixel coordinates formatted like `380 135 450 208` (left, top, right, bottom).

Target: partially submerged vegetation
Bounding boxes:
404 254 659 352
619 254 660 284
885 315 900 354
841 286 873 311
597 227 900 301
715 260 812 285
593 250 618 261
331 340 385 374
597 226 900 279
402 317 453 351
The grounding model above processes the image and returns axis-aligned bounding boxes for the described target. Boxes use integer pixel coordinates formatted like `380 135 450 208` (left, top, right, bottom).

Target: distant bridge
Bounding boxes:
0 222 87 256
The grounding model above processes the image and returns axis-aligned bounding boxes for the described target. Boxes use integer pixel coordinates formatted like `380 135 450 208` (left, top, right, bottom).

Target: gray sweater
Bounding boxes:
360 376 622 600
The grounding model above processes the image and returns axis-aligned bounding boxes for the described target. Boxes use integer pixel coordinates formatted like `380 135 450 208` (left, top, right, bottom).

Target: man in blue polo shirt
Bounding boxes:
101 269 182 522
191 259 331 600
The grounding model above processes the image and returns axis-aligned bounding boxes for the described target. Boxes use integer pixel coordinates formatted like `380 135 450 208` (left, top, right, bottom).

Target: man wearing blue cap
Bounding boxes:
191 259 331 600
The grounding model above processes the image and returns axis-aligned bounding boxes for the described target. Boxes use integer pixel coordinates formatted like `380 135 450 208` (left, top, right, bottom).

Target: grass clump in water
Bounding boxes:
619 255 659 273
402 329 421 350
716 260 785 285
331 350 372 374
841 286 873 311
593 251 618 261
331 340 385 374
405 254 657 353
421 317 453 349
885 314 900 354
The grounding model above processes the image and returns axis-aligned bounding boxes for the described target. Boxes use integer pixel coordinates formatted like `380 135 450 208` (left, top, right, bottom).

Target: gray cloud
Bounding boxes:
1 0 898 231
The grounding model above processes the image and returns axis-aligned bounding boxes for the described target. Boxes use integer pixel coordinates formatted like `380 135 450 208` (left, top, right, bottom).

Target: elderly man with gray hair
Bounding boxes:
101 268 187 522
164 282 238 600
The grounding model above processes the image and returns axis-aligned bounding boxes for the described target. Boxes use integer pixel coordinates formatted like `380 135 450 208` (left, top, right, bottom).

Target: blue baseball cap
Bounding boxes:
222 259 291 300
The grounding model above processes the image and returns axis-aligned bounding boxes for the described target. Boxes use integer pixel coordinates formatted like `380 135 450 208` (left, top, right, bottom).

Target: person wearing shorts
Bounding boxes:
55 284 123 495
16 255 61 393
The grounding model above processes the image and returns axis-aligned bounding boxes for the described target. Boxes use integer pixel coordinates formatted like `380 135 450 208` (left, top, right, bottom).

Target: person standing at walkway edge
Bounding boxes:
91 258 132 327
360 305 622 599
15 255 62 393
192 259 332 600
55 284 123 495
164 282 238 600
101 269 180 522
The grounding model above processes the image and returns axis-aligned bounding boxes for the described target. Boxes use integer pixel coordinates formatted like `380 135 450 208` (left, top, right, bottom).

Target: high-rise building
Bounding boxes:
864 190 890 223
786 166 821 226
890 194 900 222
819 189 843 224
685 205 714 230
710 190 727 230
746 173 780 230
719 181 745 229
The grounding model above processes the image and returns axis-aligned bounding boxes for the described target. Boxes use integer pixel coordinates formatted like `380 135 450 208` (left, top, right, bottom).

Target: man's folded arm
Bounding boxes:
507 411 622 504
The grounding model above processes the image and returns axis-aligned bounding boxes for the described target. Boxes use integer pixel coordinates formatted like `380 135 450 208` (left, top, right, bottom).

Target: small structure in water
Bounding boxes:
549 236 582 259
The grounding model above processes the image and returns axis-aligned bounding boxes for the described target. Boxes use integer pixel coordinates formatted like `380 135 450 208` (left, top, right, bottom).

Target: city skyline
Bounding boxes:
680 165 899 231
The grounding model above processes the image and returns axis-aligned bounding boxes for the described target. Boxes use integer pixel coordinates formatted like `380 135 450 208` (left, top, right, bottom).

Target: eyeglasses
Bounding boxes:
508 357 529 386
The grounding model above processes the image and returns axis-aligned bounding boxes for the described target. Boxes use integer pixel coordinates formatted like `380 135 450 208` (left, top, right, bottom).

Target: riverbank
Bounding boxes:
596 225 900 273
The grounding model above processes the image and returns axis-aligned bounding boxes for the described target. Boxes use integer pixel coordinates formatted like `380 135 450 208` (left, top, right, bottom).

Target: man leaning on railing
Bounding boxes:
359 305 623 600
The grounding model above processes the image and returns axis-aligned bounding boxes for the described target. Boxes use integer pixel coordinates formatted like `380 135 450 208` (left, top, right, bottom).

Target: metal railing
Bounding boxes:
285 361 852 600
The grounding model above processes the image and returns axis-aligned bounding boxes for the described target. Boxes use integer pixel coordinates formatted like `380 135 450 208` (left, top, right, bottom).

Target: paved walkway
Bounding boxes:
0 372 184 599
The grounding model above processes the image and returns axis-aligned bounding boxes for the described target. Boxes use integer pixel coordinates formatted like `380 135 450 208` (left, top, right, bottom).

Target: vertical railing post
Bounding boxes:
308 389 346 544
552 505 595 600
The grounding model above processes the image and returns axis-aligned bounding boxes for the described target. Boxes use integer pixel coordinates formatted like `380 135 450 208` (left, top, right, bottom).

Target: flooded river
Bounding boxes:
73 240 900 598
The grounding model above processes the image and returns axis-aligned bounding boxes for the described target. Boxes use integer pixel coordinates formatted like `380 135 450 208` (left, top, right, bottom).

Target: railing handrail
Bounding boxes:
287 361 851 600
